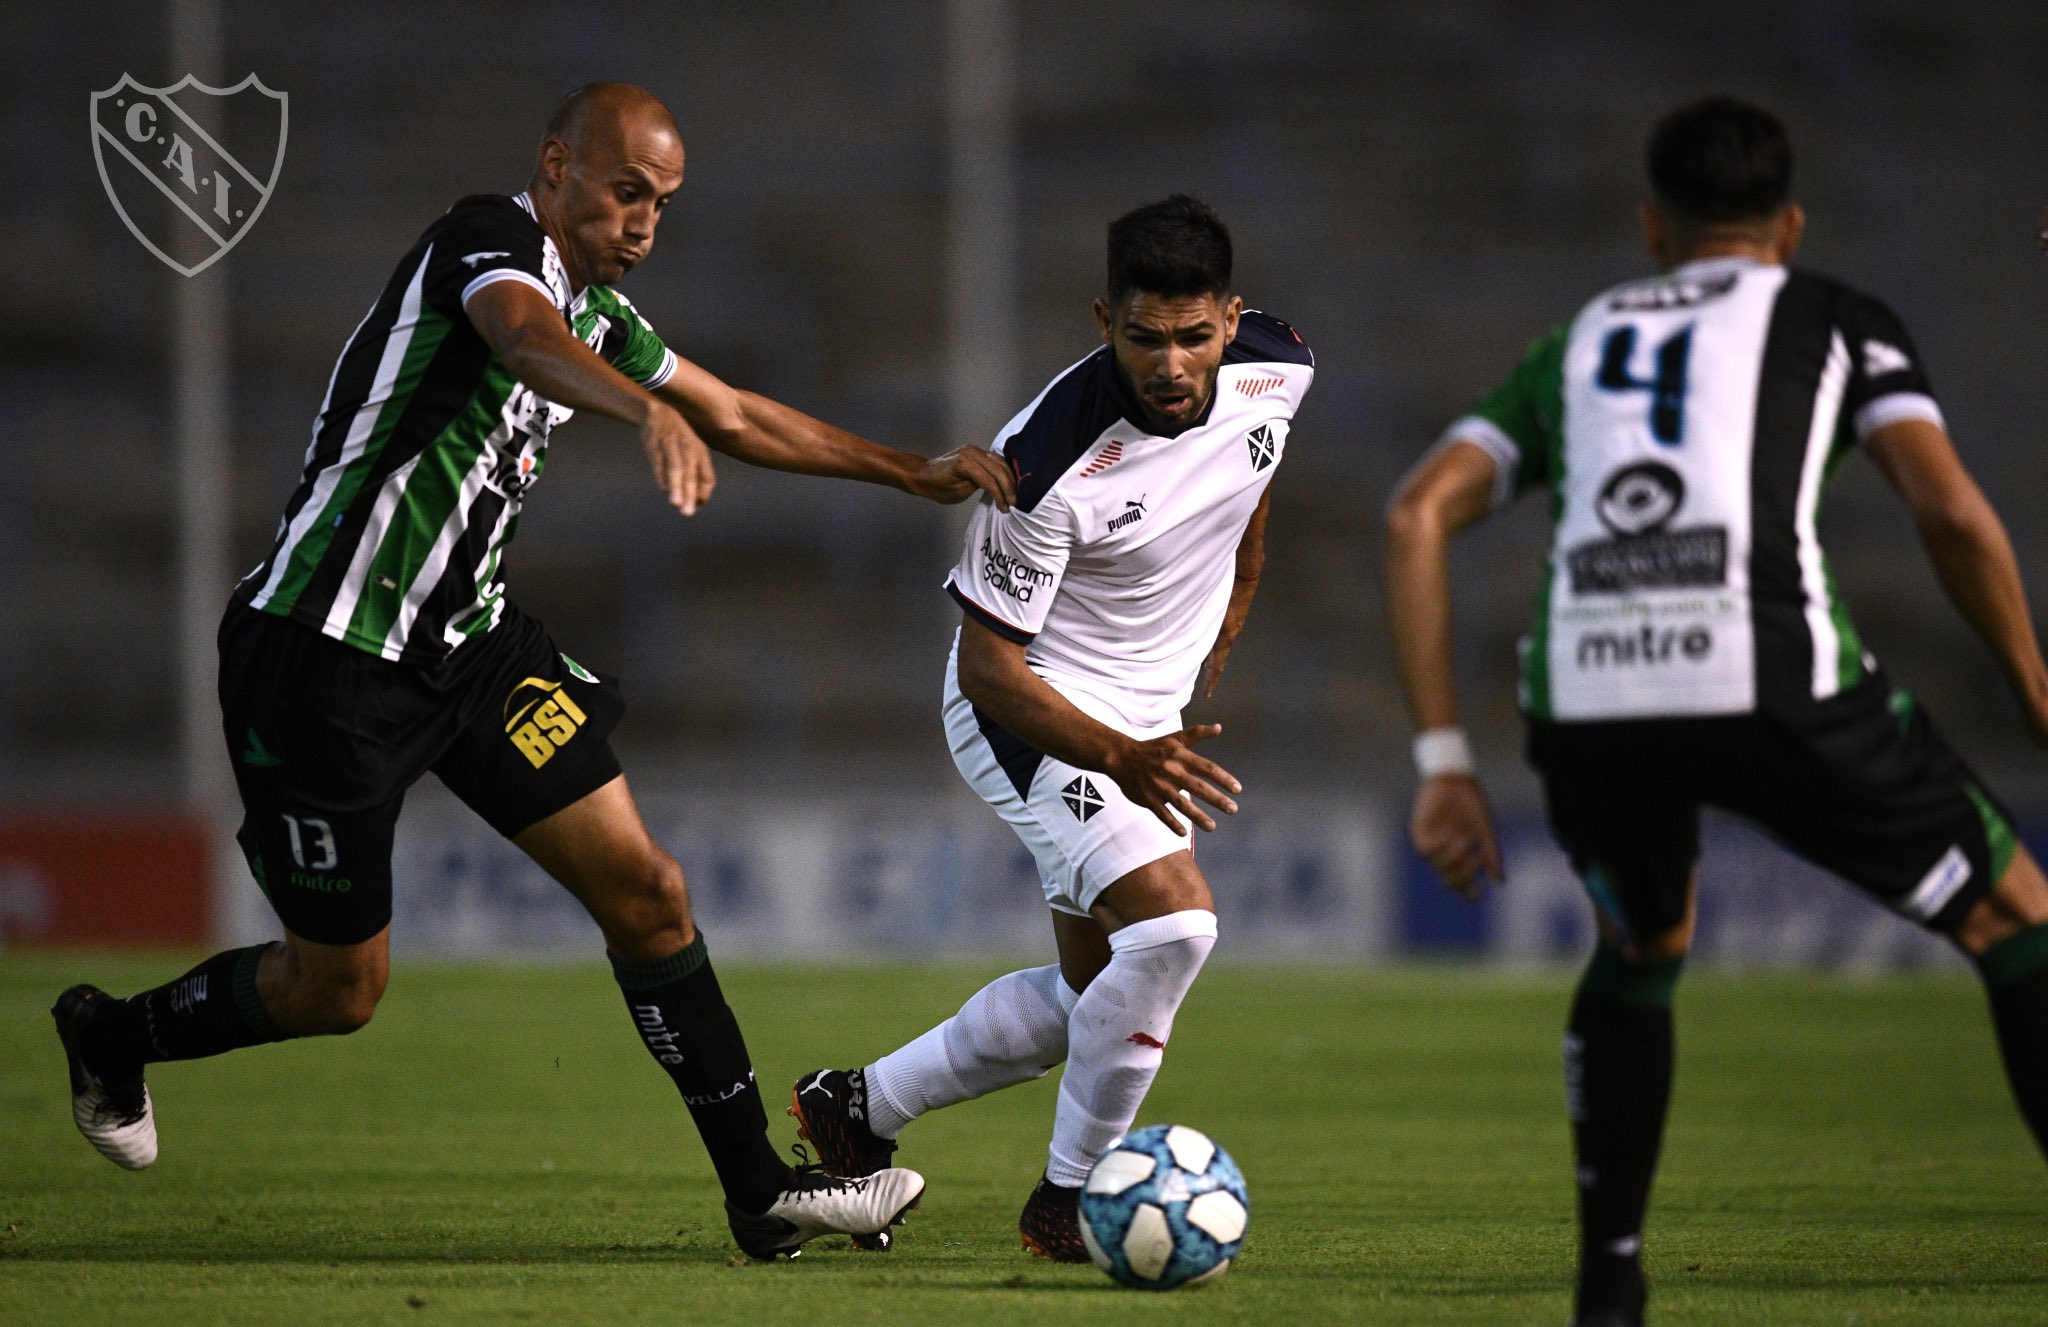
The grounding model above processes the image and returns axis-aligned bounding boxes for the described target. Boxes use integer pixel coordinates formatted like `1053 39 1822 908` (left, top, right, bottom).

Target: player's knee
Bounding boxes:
605 850 693 951
321 996 378 1036
1951 852 2048 957
303 969 384 1035
1638 927 1692 963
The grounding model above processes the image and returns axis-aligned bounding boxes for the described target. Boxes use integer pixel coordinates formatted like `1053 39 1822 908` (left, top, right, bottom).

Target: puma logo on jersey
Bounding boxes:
461 251 512 267
1862 339 1912 377
1107 496 1148 532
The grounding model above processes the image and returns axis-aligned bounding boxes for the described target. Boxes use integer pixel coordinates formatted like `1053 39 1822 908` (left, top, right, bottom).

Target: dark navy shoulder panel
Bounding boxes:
1225 309 1314 367
1005 348 1127 512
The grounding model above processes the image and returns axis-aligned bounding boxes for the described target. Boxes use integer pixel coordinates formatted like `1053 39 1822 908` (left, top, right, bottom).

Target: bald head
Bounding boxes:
543 82 680 156
528 83 685 292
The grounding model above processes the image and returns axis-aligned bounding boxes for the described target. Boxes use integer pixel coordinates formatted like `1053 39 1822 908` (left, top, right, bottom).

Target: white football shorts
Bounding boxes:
942 647 1190 916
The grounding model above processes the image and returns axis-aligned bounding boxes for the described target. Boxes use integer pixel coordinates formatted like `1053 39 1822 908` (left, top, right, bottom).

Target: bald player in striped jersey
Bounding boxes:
50 82 1016 1261
1386 97 2048 1326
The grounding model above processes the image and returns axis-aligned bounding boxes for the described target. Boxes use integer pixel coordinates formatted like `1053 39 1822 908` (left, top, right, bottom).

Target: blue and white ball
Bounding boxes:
1078 1124 1248 1290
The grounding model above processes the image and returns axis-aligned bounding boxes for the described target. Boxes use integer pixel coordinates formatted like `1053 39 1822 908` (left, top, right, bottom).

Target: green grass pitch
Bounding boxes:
2 954 2043 1325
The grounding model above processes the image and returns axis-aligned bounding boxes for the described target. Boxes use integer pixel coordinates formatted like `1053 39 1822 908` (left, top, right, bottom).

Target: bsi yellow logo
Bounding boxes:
504 677 587 768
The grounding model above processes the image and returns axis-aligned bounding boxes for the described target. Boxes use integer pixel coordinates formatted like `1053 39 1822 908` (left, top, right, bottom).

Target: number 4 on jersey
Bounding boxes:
1596 323 1693 445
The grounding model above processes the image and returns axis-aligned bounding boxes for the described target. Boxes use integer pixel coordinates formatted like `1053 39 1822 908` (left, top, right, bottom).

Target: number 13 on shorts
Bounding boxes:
281 814 338 871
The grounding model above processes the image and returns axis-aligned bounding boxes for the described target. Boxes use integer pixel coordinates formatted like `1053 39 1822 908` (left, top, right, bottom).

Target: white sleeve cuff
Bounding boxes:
640 347 679 390
1436 415 1520 509
460 267 557 311
1854 392 1944 444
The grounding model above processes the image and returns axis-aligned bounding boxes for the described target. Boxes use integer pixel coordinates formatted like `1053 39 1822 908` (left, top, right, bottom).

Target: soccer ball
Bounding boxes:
1078 1124 1248 1290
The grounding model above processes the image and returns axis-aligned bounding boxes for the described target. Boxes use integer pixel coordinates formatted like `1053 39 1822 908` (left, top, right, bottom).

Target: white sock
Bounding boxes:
1045 909 1217 1187
866 963 1081 1139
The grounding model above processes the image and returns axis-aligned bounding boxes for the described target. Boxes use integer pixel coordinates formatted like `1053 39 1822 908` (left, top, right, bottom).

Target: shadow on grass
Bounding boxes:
0 1237 733 1266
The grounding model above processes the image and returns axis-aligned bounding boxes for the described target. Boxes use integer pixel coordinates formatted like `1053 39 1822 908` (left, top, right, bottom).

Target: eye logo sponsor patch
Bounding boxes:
1568 461 1728 594
1596 462 1684 536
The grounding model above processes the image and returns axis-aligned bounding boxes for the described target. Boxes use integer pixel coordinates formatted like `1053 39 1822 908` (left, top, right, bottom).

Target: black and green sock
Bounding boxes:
611 933 789 1213
1566 945 1680 1321
1974 922 2048 1157
83 945 286 1070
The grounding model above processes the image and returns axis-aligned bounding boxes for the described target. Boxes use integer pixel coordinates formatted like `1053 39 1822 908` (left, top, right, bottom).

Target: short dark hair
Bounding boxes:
1647 97 1793 224
1106 195 1233 301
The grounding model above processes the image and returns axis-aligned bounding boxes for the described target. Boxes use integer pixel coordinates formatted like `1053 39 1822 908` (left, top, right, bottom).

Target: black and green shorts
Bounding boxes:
217 604 625 945
1527 673 2019 948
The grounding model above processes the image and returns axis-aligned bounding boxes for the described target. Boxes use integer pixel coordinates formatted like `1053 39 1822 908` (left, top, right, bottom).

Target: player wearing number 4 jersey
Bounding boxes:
791 196 1313 1260
49 83 1020 1259
1386 97 2048 1327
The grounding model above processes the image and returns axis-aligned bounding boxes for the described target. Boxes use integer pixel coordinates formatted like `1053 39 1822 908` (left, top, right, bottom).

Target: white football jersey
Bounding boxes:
945 310 1315 733
1445 257 1944 721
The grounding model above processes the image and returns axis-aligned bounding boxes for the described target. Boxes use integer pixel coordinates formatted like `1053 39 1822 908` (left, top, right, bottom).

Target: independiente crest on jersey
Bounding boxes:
1246 423 1276 472
91 73 288 277
1062 776 1105 823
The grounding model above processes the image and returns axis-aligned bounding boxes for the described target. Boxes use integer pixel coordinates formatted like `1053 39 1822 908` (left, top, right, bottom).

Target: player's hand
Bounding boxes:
1410 774 1503 900
641 400 716 515
911 445 1016 510
1104 723 1242 836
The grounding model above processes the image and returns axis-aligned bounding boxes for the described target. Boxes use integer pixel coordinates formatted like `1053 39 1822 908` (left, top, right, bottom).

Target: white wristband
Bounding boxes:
1413 728 1476 780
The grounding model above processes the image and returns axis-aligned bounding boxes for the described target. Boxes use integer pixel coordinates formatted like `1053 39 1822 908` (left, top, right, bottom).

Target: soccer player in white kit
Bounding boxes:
788 196 1314 1259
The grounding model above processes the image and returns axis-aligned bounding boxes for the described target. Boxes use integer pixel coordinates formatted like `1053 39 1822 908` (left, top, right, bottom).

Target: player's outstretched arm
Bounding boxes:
465 280 714 515
955 616 1240 836
1384 439 1506 897
654 359 1014 509
1198 487 1272 699
1867 417 2048 743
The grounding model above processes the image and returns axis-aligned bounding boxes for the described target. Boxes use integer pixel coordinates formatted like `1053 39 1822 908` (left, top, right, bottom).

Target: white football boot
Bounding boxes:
725 1158 925 1259
52 985 158 1170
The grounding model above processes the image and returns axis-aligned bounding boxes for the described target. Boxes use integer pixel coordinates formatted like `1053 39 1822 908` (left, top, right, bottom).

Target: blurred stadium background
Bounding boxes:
4 0 2046 965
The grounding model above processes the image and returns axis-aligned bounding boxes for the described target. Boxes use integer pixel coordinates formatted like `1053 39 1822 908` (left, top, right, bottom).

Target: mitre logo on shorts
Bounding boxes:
90 73 288 277
1246 424 1276 472
504 676 587 769
1061 775 1105 822
980 536 1054 603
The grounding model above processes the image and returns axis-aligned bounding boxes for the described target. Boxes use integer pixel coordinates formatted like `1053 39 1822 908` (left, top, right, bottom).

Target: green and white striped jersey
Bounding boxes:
235 192 678 664
1444 256 1943 721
